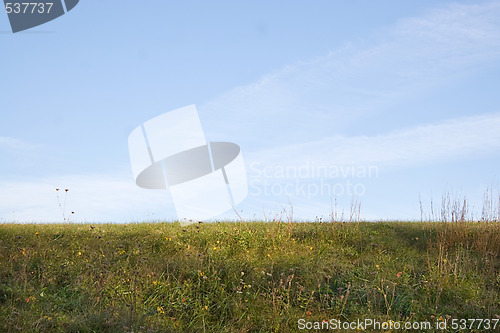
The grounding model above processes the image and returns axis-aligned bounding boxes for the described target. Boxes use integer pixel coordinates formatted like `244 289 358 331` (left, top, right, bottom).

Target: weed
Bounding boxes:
0 221 498 332
55 188 74 223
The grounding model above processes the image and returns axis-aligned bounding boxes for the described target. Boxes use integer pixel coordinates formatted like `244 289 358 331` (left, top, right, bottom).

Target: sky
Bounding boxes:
1 0 500 223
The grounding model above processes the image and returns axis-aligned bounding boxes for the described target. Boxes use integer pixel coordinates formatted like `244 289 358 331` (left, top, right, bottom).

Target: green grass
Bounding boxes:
0 221 499 332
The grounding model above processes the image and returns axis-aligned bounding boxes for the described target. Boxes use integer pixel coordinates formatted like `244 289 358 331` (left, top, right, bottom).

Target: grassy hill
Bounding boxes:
0 221 499 332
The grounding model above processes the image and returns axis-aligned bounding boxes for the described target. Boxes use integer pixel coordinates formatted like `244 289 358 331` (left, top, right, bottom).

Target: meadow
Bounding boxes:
0 220 499 332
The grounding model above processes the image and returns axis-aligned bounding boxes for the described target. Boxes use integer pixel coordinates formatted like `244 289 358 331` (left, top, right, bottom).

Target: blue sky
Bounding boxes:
1 0 500 222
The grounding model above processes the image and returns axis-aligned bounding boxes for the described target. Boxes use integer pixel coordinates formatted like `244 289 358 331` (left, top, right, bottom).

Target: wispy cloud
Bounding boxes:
200 1 500 152
246 112 500 170
0 136 45 171
199 1 500 221
0 172 175 223
235 111 500 221
4 2 500 223
0 136 41 153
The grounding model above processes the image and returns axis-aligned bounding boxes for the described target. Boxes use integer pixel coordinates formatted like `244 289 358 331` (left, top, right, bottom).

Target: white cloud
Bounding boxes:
200 1 500 152
245 112 500 170
0 136 41 152
4 2 500 223
0 172 176 223
196 2 500 221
